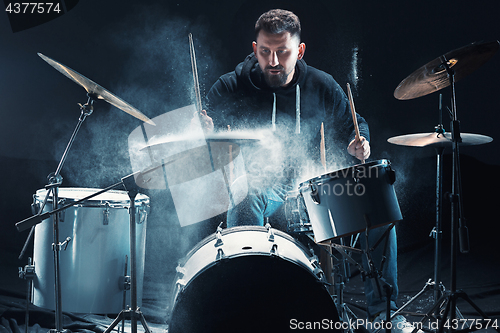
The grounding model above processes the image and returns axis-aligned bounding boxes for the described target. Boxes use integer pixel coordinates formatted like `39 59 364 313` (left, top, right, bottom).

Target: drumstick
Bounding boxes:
320 122 326 173
189 33 203 113
346 83 365 164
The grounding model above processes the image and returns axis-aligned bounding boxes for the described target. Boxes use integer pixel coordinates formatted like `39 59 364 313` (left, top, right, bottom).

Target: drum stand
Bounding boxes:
103 174 151 333
328 223 397 333
326 235 367 333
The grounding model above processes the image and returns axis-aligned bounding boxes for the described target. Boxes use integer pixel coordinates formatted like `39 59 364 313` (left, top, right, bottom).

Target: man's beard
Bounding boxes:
263 66 290 88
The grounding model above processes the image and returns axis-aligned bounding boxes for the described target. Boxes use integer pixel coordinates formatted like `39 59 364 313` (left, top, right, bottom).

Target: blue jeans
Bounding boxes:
227 184 398 319
227 183 291 227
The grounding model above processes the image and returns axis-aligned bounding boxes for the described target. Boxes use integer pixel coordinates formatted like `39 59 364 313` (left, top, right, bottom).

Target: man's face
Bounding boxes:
252 30 305 88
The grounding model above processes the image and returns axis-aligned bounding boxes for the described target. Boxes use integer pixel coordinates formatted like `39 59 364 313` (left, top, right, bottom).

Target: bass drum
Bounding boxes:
32 187 149 314
168 226 339 333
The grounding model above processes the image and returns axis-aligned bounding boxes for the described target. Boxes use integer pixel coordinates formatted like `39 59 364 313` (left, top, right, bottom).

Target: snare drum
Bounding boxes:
299 160 402 243
168 226 338 332
32 188 149 314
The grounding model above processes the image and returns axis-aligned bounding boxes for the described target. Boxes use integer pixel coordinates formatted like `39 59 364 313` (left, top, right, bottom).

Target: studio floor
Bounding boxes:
1 225 499 333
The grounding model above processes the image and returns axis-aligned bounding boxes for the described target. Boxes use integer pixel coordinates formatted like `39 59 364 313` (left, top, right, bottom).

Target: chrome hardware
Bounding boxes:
216 248 225 260
215 222 224 247
265 222 275 242
103 202 110 225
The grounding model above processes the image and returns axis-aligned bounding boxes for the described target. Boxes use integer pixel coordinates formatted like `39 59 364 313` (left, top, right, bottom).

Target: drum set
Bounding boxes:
13 39 499 333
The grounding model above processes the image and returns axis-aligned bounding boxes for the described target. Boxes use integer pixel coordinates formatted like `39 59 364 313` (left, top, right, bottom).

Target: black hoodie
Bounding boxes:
205 53 370 179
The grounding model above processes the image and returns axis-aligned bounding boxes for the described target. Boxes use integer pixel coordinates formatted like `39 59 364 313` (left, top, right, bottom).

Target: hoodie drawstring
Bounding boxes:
271 85 301 133
272 93 277 132
296 85 300 134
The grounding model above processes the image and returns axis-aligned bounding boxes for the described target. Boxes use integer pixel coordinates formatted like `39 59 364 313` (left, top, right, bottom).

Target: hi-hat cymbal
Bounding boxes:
394 40 499 100
38 53 155 125
387 132 493 147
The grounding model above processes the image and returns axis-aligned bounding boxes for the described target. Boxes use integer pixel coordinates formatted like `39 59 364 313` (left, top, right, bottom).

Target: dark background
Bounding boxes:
1 0 499 327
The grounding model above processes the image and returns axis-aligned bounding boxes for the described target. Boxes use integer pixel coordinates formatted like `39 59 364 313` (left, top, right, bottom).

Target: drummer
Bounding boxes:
198 9 417 333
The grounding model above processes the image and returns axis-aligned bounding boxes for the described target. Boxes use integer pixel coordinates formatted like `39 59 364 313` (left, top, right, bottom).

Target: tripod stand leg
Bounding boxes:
103 310 126 333
138 309 152 333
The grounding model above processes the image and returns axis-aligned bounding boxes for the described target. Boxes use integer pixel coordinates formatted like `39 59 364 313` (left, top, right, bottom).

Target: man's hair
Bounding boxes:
255 9 301 41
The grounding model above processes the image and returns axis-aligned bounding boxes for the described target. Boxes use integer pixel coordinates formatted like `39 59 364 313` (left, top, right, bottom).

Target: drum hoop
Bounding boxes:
299 159 390 189
35 187 150 208
179 225 312 267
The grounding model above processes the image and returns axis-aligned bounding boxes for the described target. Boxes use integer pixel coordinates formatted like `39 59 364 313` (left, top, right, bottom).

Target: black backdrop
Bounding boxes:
1 0 499 324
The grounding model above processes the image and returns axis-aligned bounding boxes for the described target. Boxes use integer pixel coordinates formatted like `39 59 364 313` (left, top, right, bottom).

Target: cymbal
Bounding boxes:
142 131 264 151
38 53 155 125
394 40 499 100
387 132 493 147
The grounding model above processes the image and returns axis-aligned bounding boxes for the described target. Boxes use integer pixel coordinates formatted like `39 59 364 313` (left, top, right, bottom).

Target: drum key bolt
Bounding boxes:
52 237 72 251
215 222 224 247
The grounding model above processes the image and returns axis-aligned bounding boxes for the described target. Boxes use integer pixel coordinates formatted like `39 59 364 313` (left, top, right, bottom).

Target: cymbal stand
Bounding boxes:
417 58 497 333
386 96 450 317
103 173 151 333
17 94 95 333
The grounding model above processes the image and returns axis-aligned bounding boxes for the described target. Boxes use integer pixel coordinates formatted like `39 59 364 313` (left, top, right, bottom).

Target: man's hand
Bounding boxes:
347 136 370 161
192 109 214 131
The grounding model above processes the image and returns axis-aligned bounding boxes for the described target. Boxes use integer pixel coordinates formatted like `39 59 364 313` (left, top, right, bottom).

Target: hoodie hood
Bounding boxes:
235 53 308 93
234 53 307 134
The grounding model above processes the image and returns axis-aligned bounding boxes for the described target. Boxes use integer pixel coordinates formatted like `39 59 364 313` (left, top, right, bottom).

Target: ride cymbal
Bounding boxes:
38 53 155 125
394 40 499 100
387 132 493 147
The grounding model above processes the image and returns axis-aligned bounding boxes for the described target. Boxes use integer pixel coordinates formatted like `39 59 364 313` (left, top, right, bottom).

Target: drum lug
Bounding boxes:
310 184 320 204
265 222 275 242
31 195 39 215
136 202 149 224
103 202 110 225
58 199 66 222
216 248 225 260
387 166 396 185
176 265 186 276
353 167 361 183
176 279 186 290
270 243 278 256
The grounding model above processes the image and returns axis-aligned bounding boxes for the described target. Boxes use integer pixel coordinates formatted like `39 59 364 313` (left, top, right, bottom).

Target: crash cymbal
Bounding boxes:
38 53 155 125
387 132 493 147
394 40 499 100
